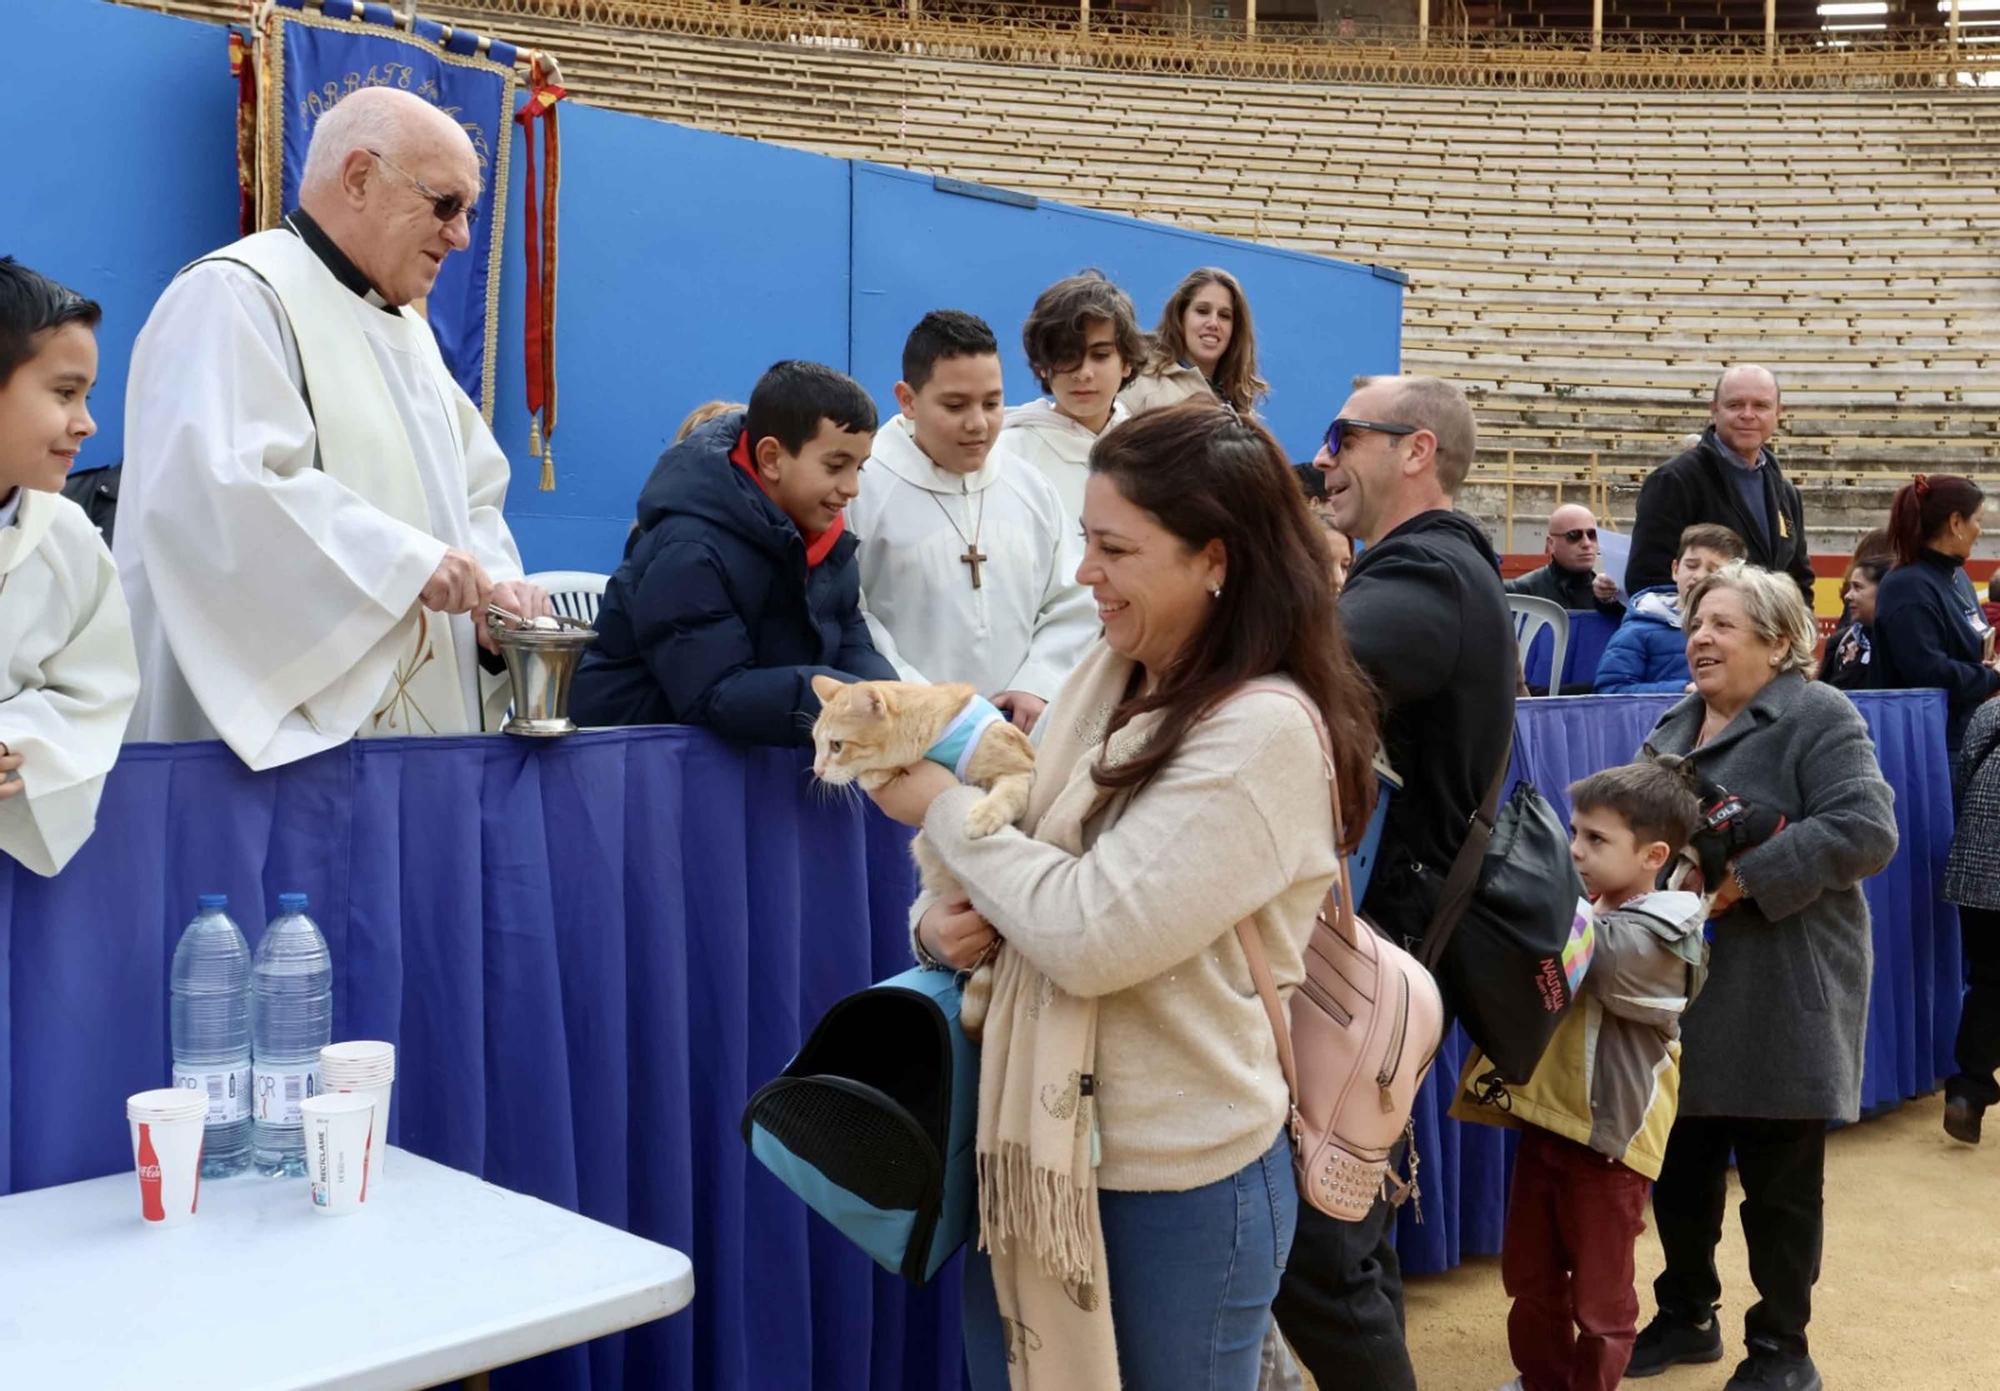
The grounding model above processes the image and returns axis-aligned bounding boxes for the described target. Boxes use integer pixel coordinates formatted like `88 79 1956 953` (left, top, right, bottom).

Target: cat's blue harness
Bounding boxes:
923 694 1006 780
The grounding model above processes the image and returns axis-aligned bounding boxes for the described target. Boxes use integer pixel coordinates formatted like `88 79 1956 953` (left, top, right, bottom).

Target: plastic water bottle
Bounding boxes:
251 893 332 1177
170 893 253 1178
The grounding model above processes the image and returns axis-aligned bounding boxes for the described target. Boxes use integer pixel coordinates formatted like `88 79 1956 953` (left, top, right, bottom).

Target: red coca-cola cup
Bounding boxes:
126 1089 208 1228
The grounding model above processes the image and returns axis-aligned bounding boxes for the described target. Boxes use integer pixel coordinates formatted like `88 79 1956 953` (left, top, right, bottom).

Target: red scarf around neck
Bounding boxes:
730 430 845 569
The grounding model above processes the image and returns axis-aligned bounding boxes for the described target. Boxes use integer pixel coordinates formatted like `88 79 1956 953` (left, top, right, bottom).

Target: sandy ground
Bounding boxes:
1306 1095 1999 1390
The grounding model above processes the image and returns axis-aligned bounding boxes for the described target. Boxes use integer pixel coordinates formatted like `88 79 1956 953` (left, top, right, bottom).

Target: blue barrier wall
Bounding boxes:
5 0 1401 574
500 120 854 568
0 0 241 477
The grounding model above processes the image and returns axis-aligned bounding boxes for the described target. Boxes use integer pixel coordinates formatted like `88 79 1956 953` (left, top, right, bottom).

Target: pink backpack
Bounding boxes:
1230 685 1447 1222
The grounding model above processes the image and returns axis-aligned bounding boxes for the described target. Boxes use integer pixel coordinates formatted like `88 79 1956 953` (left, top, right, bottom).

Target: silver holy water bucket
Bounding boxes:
488 610 596 737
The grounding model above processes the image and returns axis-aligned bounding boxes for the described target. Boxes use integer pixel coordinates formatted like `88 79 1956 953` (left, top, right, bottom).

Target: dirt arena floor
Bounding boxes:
1332 1095 1998 1390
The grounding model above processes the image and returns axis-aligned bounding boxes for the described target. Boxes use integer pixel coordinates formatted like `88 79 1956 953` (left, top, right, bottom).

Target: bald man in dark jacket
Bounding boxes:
1627 368 1814 606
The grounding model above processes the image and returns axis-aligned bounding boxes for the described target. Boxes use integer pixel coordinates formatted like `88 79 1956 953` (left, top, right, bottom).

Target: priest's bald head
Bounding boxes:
299 87 482 308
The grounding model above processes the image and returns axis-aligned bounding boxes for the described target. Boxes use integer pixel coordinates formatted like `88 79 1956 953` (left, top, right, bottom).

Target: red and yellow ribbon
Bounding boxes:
230 27 259 236
515 56 566 490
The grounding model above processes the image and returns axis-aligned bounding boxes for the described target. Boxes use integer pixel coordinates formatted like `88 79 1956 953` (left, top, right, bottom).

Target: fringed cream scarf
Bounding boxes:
976 642 1156 1388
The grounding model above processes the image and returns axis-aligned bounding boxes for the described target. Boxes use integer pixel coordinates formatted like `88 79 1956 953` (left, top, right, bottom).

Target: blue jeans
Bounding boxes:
962 1130 1297 1391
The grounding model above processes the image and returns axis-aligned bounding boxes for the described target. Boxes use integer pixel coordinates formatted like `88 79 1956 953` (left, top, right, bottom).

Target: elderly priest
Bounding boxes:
117 87 547 769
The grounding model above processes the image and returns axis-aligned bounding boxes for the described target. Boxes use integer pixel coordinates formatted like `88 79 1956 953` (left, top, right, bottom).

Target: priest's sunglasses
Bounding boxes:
1552 527 1599 544
1322 417 1418 455
368 150 478 225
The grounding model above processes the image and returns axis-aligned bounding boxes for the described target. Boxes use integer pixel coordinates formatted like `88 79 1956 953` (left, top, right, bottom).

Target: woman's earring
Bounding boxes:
1210 583 1223 599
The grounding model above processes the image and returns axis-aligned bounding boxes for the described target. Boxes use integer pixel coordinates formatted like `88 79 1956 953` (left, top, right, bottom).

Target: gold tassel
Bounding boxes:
540 442 556 492
528 415 543 460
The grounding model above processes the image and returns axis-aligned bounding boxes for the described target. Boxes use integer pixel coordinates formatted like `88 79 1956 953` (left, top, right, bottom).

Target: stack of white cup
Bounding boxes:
126 1088 210 1227
319 1041 395 1179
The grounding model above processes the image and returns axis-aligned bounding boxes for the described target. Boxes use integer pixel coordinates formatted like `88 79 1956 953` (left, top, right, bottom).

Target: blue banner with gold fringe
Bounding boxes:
257 0 517 417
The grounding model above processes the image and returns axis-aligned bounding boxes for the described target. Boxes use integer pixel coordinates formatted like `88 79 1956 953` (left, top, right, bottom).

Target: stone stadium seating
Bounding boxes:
1463 0 1825 36
131 0 2000 552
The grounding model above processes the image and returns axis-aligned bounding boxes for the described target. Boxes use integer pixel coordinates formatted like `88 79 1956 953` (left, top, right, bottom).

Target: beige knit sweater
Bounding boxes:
1117 363 1217 417
919 680 1338 1193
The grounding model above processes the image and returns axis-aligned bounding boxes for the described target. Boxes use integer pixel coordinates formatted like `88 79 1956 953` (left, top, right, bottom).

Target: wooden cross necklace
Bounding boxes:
929 484 989 589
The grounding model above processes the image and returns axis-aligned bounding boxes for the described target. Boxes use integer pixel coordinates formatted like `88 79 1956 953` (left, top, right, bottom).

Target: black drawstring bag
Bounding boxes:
1420 737 1594 1084
741 966 977 1284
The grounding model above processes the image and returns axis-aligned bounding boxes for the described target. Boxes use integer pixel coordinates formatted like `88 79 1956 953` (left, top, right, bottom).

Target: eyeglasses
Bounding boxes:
368 149 478 225
1322 417 1419 455
1551 528 1599 544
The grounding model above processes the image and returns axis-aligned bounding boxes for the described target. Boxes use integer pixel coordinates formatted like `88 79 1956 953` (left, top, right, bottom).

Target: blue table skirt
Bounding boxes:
0 690 1958 1387
0 730 960 1391
1520 610 1620 692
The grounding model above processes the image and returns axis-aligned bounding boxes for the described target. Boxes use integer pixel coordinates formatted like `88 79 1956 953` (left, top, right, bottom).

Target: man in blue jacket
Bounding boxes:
572 360 896 745
1596 523 1745 694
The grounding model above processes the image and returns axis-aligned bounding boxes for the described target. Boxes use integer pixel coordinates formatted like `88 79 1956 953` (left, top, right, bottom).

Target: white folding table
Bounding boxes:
0 1147 694 1390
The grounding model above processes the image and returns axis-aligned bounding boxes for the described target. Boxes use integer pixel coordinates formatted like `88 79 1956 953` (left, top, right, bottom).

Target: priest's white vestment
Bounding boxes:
0 488 140 876
997 397 1132 524
851 416 1095 703
117 225 525 770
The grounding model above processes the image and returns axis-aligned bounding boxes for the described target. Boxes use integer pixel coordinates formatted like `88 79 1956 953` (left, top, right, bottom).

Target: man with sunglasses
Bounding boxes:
1274 375 1517 1391
118 86 549 769
1506 502 1627 620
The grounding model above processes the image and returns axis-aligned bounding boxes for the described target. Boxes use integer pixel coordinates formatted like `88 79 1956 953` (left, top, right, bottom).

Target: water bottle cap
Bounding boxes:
196 893 228 911
278 892 308 912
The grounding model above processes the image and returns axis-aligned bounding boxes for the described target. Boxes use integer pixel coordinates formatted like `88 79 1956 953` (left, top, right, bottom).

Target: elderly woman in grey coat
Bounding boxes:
1942 699 2000 1144
1627 563 1898 1391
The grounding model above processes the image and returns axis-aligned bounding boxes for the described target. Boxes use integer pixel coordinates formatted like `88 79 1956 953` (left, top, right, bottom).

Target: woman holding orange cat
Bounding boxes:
869 403 1379 1391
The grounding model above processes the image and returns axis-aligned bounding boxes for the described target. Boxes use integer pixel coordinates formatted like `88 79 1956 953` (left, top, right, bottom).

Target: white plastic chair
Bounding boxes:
526 569 610 625
1508 595 1571 698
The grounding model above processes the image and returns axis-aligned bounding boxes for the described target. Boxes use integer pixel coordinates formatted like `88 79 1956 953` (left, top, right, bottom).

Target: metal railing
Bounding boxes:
115 0 2000 89
1469 449 2000 553
396 0 2000 90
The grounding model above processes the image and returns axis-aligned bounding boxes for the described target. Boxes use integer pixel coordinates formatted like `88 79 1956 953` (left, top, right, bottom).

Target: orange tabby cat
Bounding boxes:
809 676 1035 1040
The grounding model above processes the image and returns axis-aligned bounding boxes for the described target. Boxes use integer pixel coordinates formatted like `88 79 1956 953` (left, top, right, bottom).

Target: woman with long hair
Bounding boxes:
1872 474 1999 754
869 403 1377 1390
1121 267 1269 418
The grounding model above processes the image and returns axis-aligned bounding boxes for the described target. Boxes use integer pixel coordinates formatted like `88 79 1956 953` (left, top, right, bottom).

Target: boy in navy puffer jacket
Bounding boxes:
1596 525 1744 694
573 361 896 745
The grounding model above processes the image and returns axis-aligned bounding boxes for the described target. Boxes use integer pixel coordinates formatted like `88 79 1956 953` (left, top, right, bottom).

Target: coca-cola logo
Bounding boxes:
138 1122 166 1222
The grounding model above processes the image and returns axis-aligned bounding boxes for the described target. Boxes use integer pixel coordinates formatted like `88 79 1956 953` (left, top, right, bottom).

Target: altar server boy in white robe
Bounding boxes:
117 87 547 771
851 311 1095 734
0 259 140 876
997 269 1144 521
